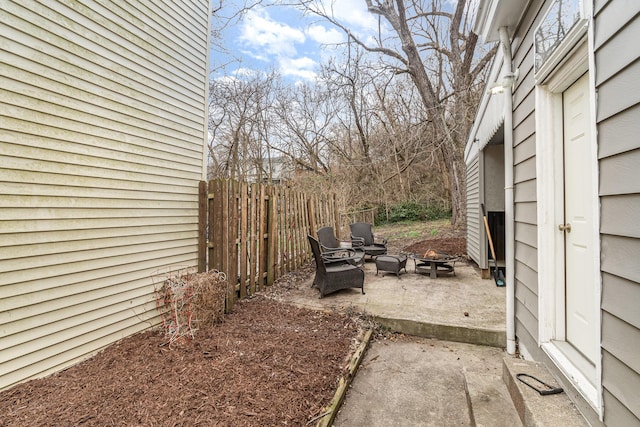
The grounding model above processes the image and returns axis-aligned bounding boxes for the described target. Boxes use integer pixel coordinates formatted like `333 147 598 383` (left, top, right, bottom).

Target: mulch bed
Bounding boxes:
0 297 361 427
403 237 467 258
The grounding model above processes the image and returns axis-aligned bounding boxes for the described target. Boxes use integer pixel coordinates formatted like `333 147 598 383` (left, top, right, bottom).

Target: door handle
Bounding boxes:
558 223 572 233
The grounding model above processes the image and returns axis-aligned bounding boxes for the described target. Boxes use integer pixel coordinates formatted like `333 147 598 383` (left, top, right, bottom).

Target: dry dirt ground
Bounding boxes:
0 221 465 427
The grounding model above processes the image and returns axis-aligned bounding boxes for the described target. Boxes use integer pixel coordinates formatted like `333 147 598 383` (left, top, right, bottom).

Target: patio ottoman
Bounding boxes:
375 254 408 278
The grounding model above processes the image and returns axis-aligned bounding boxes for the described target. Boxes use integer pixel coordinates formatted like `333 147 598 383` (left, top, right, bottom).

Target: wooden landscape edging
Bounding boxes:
315 328 373 427
205 178 339 311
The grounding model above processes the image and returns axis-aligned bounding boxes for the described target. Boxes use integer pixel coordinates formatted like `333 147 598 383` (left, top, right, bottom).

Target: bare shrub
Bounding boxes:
189 270 228 326
152 267 228 347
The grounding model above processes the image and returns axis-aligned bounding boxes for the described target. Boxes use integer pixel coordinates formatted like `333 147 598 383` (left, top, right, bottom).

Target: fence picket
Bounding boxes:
259 185 268 290
203 179 338 311
222 179 231 308
239 181 248 299
229 179 239 307
294 191 303 268
249 182 258 294
285 187 293 274
210 179 223 272
266 187 276 286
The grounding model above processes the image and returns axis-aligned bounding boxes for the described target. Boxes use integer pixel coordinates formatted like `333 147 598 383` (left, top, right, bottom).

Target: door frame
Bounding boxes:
535 36 602 414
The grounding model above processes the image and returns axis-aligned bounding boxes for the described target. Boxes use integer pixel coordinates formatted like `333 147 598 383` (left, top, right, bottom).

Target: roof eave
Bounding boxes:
474 0 530 42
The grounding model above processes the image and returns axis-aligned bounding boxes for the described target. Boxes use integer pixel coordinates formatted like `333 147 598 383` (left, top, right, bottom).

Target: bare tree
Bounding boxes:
208 71 280 180
270 81 340 174
321 48 433 205
210 0 268 75
296 0 496 226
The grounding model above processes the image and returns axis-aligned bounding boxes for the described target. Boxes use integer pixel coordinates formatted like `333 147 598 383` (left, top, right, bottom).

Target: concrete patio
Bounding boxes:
278 258 586 426
285 258 507 348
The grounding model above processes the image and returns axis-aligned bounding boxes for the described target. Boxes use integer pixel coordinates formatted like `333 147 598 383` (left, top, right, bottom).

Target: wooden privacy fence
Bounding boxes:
197 179 339 311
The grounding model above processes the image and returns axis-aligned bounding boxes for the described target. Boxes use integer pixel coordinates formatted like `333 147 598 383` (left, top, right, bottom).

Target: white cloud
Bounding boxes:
214 75 238 84
318 0 378 32
213 68 261 84
233 7 323 81
239 49 269 62
306 24 344 44
279 56 318 80
233 67 260 78
238 9 306 58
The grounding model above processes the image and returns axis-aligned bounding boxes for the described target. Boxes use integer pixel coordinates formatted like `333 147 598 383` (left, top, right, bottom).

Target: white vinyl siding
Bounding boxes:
466 155 484 268
0 0 210 390
595 0 640 424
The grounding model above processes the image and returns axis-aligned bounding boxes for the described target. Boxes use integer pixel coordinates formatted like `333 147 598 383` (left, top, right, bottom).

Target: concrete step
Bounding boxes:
373 316 506 348
464 370 522 427
502 356 588 426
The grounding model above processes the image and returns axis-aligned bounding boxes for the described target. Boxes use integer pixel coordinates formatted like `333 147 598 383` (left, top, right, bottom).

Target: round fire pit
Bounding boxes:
408 250 460 279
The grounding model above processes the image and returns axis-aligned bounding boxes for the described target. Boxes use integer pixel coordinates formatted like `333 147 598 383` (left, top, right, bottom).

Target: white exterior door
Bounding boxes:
536 40 601 411
562 73 598 364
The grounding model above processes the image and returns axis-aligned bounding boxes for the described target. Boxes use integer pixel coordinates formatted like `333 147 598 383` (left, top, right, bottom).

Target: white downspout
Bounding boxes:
499 26 516 355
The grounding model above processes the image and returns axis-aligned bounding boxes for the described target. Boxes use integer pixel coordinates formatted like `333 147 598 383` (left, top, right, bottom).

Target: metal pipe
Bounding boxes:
499 26 516 355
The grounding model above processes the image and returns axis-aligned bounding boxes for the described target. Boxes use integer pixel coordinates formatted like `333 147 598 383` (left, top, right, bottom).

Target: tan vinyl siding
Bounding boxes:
595 0 640 424
514 239 537 271
515 273 538 315
596 60 640 122
602 349 640 421
512 112 535 147
601 235 640 284
593 0 640 54
510 0 543 362
598 104 640 158
515 317 537 356
594 20 640 85
0 0 209 390
514 179 537 203
466 155 485 268
515 296 538 340
600 149 640 196
514 156 536 184
603 389 640 427
601 272 640 332
514 201 537 226
512 133 535 164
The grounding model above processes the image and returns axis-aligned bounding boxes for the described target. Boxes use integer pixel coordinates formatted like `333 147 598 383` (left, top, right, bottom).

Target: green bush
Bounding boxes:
375 201 450 224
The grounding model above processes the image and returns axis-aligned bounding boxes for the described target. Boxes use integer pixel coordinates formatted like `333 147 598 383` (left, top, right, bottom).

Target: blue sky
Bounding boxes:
211 1 380 82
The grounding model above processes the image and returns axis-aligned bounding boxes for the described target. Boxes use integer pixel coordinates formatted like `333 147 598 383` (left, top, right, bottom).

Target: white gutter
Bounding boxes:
499 26 516 355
